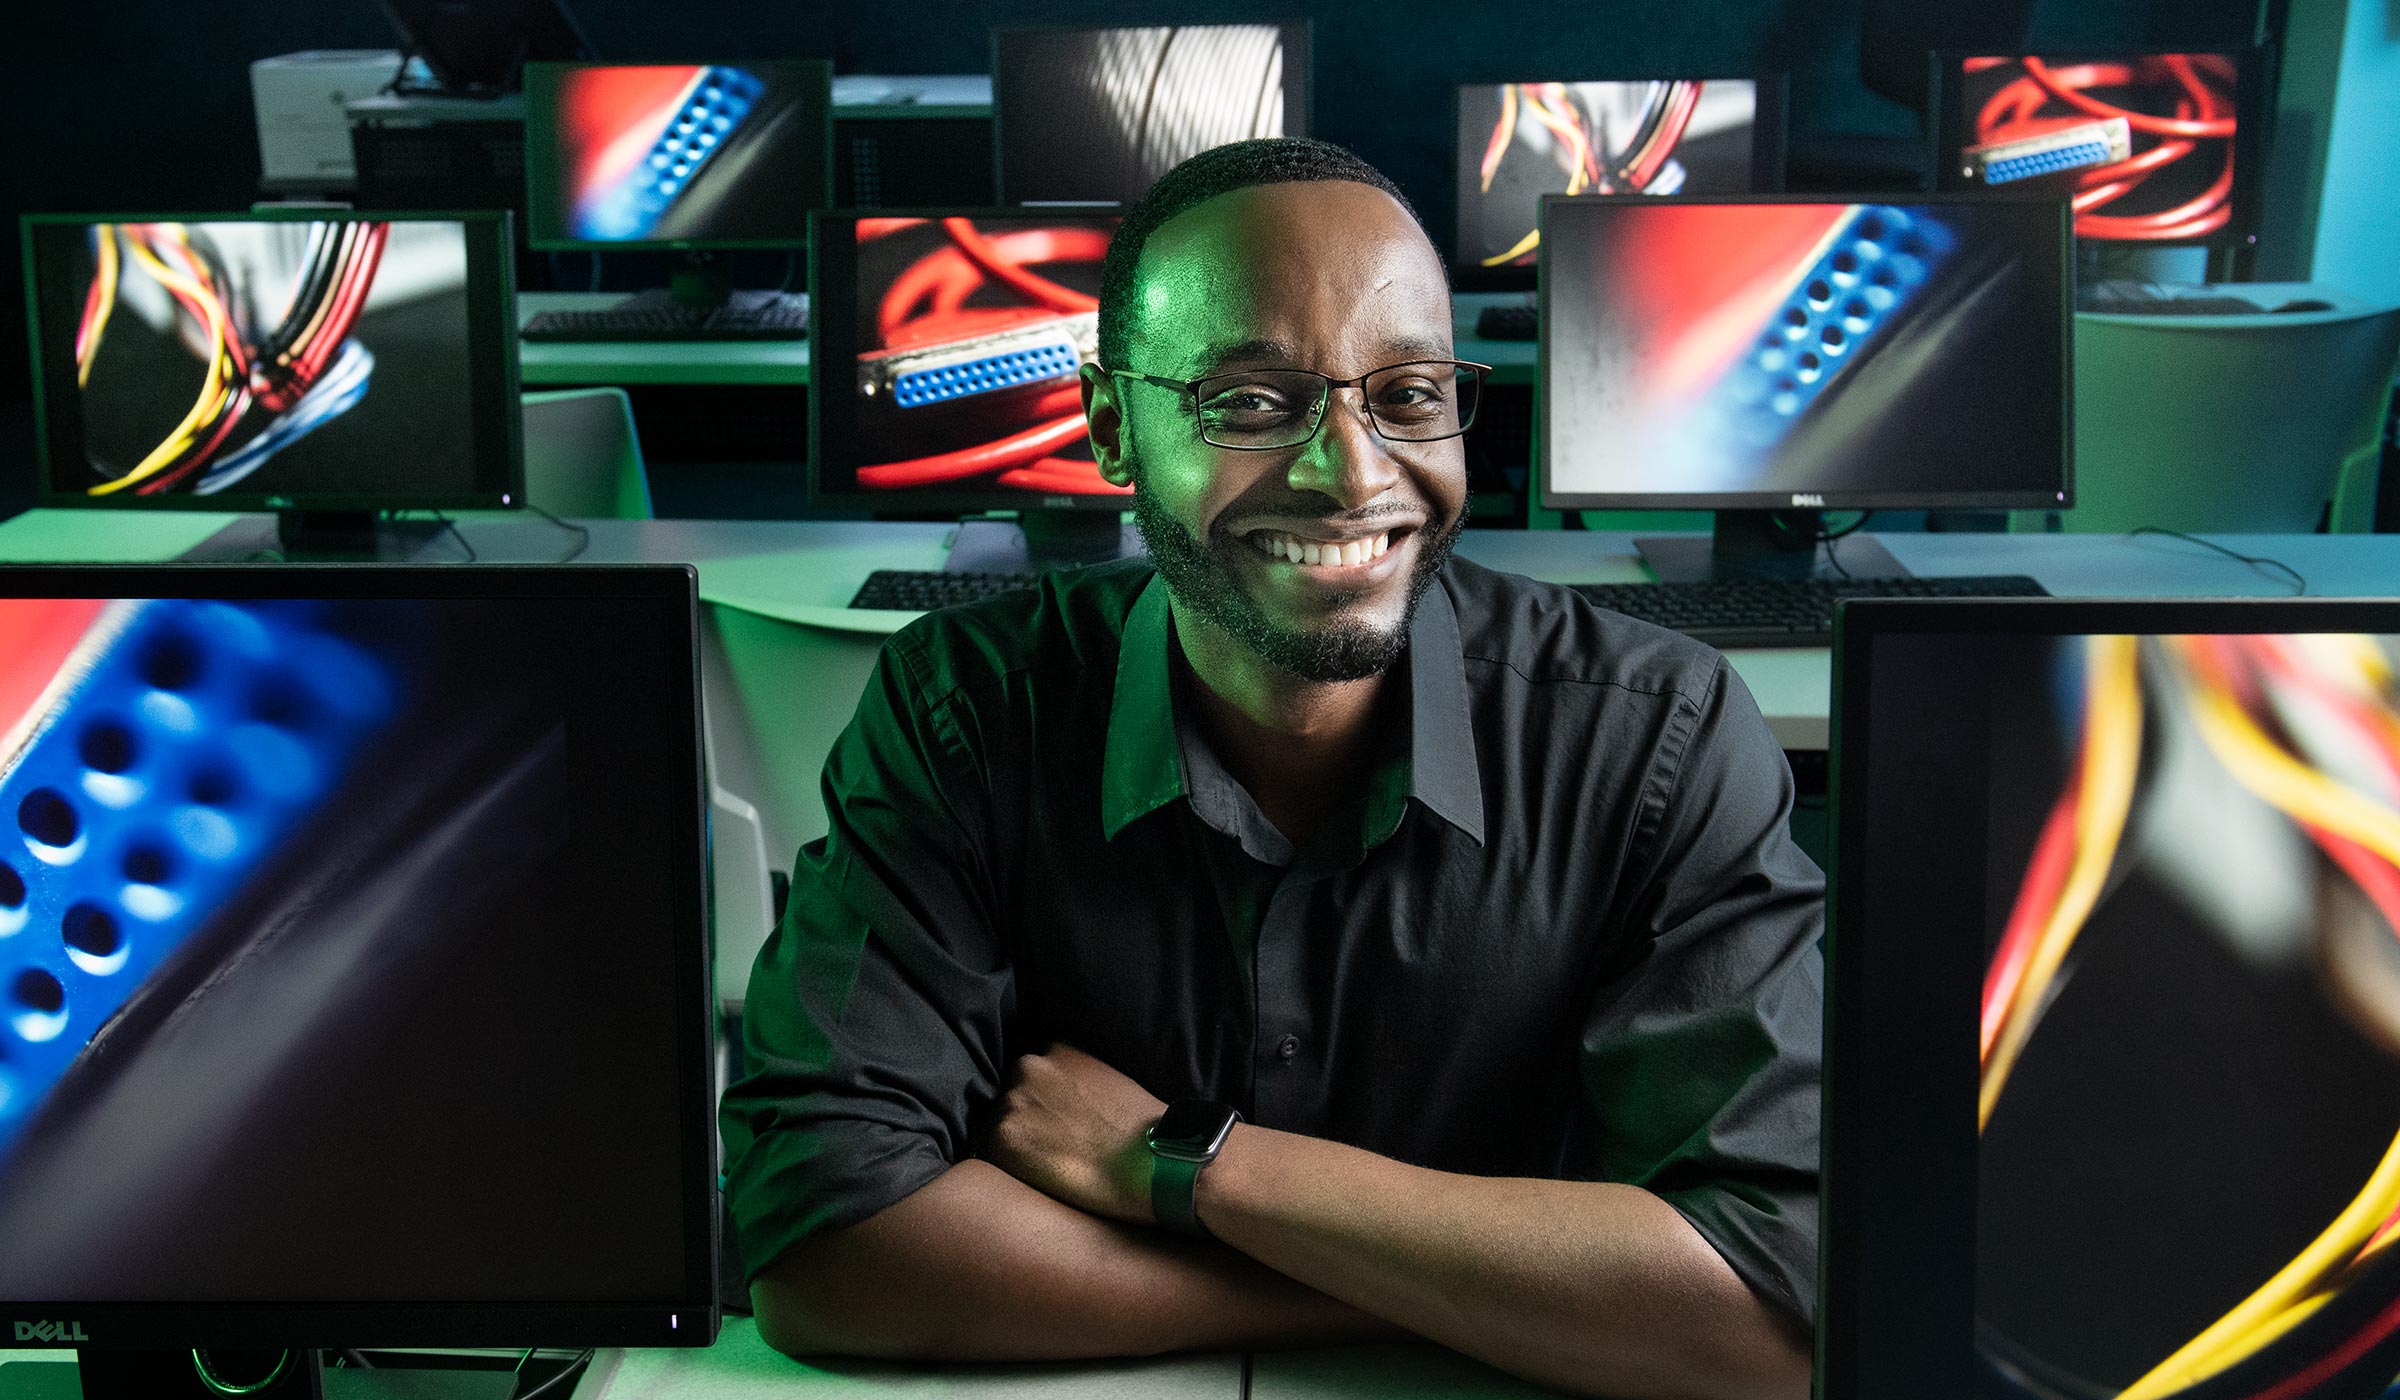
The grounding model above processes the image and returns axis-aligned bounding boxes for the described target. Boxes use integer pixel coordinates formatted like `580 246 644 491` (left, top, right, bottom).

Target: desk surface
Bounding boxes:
564 1318 1560 1399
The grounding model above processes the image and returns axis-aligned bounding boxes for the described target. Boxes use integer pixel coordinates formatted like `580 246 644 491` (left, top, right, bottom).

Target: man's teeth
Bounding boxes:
1249 532 1392 566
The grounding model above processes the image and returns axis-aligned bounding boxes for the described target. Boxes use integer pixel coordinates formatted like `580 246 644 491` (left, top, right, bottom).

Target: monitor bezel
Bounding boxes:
0 563 721 1351
805 205 1130 517
989 19 1315 207
1448 72 1791 294
22 210 525 516
521 58 835 252
1535 190 2076 513
1822 595 2400 1400
1929 44 2275 258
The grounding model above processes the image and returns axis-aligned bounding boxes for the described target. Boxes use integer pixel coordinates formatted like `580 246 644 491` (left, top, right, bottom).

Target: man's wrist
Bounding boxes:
1190 1122 1257 1232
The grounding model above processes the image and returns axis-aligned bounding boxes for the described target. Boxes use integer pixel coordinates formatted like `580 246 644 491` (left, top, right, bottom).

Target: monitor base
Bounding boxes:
63 1351 520 1399
1638 510 1909 583
275 511 454 562
947 512 1144 575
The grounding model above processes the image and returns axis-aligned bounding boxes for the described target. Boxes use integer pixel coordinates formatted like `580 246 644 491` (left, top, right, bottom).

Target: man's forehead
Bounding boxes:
1130 180 1451 375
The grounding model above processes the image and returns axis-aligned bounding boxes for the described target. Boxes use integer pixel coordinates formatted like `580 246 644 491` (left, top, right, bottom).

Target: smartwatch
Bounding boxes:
1147 1099 1241 1238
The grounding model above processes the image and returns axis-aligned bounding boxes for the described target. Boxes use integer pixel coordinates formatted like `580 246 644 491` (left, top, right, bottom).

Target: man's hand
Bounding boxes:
987 1044 1164 1225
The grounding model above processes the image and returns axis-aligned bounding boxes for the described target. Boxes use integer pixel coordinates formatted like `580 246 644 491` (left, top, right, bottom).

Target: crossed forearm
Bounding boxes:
1194 1124 1812 1400
750 1157 1399 1361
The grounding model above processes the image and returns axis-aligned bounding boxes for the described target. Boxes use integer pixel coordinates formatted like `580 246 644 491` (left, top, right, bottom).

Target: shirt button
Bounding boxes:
1275 1034 1300 1061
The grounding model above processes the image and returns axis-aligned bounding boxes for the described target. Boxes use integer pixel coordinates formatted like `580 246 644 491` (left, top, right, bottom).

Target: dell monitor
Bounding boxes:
1937 49 2270 281
1825 599 2400 1400
808 208 1131 572
0 565 717 1399
21 211 522 558
1454 76 1786 286
992 22 1309 206
1539 194 2072 581
523 60 832 311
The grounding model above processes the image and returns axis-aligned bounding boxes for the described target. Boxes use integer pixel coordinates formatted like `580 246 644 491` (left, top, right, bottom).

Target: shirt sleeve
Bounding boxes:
718 626 1013 1282
1579 656 1825 1326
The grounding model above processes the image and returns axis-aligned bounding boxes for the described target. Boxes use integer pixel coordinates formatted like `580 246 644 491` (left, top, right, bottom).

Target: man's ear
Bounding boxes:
1082 363 1135 488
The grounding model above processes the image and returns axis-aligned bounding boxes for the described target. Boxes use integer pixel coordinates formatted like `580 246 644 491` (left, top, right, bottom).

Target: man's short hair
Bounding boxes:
1096 137 1429 371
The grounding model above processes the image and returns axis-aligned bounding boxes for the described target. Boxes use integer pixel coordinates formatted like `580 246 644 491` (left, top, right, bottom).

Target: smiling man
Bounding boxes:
722 139 1822 1400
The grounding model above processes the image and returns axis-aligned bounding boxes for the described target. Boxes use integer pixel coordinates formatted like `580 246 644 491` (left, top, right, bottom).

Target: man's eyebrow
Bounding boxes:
1377 335 1456 363
1186 337 1302 374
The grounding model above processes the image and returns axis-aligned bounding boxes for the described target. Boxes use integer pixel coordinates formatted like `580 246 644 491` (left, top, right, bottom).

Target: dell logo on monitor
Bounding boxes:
1790 493 1826 508
12 1320 89 1342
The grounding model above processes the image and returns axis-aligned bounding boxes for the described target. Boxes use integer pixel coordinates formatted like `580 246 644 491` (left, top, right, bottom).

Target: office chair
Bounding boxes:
2018 297 2400 535
517 386 655 519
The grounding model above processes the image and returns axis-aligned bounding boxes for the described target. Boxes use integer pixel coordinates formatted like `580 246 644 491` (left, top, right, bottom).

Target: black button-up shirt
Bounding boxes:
722 556 1825 1322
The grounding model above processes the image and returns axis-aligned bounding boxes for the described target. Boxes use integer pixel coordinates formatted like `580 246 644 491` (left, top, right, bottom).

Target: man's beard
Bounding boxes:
1131 485 1462 683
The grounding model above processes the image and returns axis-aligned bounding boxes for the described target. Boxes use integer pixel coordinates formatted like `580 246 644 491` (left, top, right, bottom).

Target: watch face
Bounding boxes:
1150 1100 1237 1160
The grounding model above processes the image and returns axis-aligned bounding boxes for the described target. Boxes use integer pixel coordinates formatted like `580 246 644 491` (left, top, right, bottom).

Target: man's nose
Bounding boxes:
1285 388 1402 509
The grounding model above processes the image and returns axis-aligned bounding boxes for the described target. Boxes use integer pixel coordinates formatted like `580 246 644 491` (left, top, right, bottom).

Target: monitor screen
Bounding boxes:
808 210 1126 510
992 23 1308 205
1455 79 1780 274
1942 52 2255 249
22 213 520 512
524 61 832 249
1540 195 2070 511
1826 601 2400 1400
0 567 715 1346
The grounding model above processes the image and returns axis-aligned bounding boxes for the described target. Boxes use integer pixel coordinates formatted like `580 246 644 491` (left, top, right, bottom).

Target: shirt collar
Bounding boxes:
1098 570 1486 848
1100 575 1183 841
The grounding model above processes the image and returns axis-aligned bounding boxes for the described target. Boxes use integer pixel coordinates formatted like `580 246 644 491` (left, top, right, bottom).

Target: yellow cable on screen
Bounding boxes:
2111 651 2400 1397
76 226 120 389
90 233 235 496
1979 633 2144 1127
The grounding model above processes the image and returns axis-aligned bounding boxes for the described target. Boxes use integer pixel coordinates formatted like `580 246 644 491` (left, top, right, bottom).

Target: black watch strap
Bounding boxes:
1152 1153 1208 1238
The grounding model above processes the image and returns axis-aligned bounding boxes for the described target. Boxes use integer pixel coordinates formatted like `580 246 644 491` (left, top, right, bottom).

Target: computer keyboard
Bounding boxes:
1570 574 2049 648
1474 303 1539 341
849 569 1039 611
520 292 810 342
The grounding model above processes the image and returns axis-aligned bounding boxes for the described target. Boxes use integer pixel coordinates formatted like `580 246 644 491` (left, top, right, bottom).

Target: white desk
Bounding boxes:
561 1319 1564 1399
569 1318 1246 1399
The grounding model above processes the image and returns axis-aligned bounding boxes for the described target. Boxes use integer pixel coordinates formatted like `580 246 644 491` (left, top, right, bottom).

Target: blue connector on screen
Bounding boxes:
892 339 1083 409
0 601 398 1162
1964 117 2131 187
1717 204 1958 451
574 66 766 242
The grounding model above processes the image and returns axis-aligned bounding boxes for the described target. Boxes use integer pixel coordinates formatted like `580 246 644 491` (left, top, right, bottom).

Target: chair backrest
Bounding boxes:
2028 299 2400 535
518 387 654 520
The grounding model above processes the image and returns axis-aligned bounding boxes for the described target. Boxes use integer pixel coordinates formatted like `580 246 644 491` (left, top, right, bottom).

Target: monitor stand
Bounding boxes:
69 1349 517 1399
1636 510 1909 584
274 510 451 562
946 509 1144 575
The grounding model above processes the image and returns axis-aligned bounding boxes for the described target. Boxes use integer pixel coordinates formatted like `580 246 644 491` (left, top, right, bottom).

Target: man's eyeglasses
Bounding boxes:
1108 359 1492 451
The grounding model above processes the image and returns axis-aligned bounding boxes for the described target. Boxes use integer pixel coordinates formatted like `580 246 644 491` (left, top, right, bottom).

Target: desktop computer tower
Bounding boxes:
347 91 528 217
